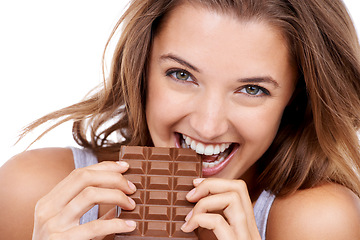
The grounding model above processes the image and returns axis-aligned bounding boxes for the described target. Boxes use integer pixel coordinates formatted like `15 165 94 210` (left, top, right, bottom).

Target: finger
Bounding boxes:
38 161 135 220
181 213 237 240
55 161 133 198
51 218 137 240
187 179 258 236
86 160 130 172
188 192 252 238
189 192 237 215
192 178 205 187
187 179 254 221
188 178 246 201
92 207 117 240
52 187 136 228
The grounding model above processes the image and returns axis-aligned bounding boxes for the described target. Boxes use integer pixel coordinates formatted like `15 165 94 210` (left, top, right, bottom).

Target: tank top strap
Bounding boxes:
253 190 276 240
71 147 98 169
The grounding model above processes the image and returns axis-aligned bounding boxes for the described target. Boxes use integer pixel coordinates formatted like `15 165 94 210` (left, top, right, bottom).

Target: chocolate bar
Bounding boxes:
114 146 202 240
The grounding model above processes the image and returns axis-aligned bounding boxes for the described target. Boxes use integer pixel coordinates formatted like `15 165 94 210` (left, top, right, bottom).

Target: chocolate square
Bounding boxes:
114 146 202 240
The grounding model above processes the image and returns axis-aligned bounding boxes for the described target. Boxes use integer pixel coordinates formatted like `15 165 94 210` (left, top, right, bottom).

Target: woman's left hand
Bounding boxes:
181 178 261 240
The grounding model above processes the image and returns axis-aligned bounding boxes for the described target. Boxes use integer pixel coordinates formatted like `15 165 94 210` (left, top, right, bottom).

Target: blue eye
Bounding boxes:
239 85 270 96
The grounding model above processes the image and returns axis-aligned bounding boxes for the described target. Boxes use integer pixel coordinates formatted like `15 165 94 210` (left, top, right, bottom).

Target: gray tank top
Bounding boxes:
70 147 99 225
70 147 275 240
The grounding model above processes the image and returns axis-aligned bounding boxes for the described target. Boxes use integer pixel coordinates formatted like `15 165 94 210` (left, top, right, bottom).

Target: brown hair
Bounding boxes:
21 0 360 196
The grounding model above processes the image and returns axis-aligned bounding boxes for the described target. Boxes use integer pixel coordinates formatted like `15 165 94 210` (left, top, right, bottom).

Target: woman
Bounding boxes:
1 0 360 239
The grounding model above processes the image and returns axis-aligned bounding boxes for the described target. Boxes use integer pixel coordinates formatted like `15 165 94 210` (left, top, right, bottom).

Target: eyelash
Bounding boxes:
165 68 196 83
237 85 271 97
165 69 271 97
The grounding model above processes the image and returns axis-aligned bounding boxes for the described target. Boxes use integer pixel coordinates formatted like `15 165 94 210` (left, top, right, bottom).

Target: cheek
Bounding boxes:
147 81 182 123
146 78 169 137
232 105 284 147
146 75 190 144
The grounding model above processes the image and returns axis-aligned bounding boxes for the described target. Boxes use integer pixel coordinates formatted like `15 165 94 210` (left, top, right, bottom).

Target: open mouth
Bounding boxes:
176 133 238 176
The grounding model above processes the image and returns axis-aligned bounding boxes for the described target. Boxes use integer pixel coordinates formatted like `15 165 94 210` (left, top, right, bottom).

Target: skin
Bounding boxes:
0 2 359 240
145 3 295 238
0 148 134 240
146 3 296 182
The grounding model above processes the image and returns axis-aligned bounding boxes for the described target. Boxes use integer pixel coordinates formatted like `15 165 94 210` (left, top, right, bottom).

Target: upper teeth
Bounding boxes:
182 134 231 155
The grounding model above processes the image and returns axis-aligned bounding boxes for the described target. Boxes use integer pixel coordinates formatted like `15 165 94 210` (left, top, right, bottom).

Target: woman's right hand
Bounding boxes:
32 160 137 240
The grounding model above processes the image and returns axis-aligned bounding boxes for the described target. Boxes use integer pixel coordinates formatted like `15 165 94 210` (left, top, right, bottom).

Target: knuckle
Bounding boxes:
35 195 47 209
214 214 225 225
34 199 48 223
73 168 92 180
235 179 248 191
194 198 208 213
228 191 240 201
196 197 206 207
81 186 97 199
200 178 210 187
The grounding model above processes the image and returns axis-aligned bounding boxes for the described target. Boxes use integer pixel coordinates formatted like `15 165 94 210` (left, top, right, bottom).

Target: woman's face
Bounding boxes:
146 3 297 180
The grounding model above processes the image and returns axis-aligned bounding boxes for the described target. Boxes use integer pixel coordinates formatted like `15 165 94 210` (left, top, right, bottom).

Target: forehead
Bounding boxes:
151 2 295 83
155 0 289 38
154 1 289 55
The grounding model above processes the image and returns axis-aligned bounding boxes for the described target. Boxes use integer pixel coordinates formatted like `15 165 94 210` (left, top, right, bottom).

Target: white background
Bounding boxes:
1 0 359 167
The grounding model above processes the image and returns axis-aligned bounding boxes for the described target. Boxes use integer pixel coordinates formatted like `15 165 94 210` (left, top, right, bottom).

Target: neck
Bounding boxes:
240 163 263 202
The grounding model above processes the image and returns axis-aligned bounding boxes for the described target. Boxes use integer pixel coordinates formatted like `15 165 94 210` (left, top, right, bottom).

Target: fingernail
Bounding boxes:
116 161 129 168
128 180 136 191
185 209 193 222
125 220 136 228
193 178 205 185
186 188 196 199
181 221 188 231
128 197 136 207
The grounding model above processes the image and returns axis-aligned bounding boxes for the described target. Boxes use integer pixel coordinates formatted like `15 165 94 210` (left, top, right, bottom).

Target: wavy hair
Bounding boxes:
21 0 360 196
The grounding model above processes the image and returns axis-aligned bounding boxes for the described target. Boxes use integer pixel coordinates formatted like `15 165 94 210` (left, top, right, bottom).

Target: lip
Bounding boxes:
174 133 239 177
202 144 238 177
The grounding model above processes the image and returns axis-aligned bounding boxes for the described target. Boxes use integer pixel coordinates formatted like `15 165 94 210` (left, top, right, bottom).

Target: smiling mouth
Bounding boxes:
177 133 238 176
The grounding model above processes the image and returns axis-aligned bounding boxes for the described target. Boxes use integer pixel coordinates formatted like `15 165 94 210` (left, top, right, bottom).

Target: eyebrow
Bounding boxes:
160 54 201 73
238 77 280 88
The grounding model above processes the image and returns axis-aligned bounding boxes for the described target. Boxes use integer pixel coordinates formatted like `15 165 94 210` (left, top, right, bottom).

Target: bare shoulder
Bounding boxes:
0 148 75 239
267 183 360 240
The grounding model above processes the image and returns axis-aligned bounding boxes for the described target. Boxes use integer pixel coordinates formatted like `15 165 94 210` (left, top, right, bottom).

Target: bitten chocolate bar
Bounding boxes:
114 146 202 240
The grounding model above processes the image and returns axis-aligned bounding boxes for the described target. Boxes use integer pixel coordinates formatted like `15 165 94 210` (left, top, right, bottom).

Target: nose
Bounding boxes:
189 92 229 141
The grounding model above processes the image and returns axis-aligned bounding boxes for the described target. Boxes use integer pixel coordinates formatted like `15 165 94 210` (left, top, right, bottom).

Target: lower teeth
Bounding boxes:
202 155 225 168
179 134 232 169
